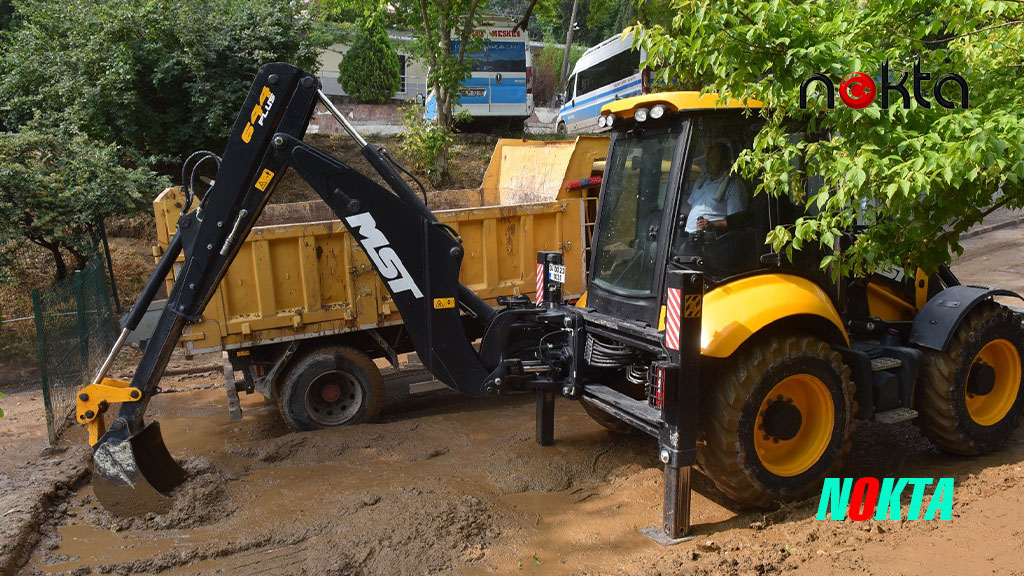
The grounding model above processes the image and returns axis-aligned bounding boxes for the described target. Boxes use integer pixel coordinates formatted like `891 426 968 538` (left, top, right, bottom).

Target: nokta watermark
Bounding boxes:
800 59 969 110
816 477 954 521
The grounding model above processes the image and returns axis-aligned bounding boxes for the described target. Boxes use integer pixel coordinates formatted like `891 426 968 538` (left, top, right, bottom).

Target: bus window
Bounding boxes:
578 49 641 95
459 41 527 73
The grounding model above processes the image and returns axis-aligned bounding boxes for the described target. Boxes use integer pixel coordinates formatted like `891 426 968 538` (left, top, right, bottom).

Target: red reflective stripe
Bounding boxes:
536 263 544 305
665 287 681 350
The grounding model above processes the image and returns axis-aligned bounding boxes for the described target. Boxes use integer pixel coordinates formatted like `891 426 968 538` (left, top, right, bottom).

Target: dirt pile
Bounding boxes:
79 457 237 532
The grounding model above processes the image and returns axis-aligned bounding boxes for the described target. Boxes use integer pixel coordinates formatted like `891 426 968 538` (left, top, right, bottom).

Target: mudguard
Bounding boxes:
910 285 1024 351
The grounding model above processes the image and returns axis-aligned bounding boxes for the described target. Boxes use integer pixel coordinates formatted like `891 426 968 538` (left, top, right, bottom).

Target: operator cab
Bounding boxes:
587 92 775 328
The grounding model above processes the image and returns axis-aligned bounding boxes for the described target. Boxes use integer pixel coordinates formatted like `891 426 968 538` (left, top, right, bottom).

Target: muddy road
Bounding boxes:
6 223 1024 576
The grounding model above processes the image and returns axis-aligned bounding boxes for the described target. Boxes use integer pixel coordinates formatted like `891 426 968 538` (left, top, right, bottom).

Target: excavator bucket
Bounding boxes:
91 422 187 516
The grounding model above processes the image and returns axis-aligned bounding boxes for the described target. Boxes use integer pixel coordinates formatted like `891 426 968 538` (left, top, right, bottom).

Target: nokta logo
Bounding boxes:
816 477 954 521
800 59 969 110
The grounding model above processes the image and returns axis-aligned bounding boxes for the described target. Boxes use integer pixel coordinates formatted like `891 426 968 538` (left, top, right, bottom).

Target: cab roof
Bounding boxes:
601 91 763 119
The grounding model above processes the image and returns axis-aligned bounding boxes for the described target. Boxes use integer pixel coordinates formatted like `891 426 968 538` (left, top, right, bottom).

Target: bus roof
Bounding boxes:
601 91 763 118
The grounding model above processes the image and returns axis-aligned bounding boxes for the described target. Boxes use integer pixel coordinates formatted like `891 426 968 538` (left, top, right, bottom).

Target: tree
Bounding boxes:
391 0 485 179
339 12 402 103
0 0 326 171
635 1 1024 277
0 119 169 282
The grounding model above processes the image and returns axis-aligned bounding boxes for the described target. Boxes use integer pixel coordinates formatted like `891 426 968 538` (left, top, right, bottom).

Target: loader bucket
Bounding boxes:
91 421 187 517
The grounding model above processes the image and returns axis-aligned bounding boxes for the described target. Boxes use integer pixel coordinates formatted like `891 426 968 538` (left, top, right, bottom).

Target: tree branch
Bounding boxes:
455 0 482 66
514 0 540 32
916 19 1024 43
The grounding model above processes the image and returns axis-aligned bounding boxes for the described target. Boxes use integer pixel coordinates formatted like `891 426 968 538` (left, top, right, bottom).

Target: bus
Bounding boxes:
556 31 649 134
426 24 534 123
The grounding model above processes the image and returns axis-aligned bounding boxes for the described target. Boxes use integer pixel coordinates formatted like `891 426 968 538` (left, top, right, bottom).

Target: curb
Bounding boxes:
961 214 1024 239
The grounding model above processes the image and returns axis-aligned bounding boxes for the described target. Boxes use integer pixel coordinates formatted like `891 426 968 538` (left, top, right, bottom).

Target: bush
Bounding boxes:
0 118 169 282
531 43 585 106
339 13 401 104
398 104 453 181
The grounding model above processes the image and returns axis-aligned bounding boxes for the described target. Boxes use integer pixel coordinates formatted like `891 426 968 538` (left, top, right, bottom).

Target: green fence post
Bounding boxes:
74 270 89 381
33 288 56 444
98 219 121 313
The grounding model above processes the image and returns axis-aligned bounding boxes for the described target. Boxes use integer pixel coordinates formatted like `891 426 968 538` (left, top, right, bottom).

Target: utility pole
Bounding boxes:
559 0 580 88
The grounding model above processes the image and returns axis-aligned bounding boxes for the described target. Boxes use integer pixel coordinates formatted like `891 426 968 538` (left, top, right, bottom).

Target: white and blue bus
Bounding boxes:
426 25 534 122
556 31 649 134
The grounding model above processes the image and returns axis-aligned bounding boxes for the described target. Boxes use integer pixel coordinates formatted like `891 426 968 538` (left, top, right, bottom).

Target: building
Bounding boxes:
317 30 430 102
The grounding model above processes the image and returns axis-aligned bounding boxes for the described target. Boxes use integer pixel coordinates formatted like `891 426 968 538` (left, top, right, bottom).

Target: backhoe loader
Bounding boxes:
77 63 1024 541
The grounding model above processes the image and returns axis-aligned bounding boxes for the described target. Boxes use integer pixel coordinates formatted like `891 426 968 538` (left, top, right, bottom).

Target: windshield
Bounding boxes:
591 128 680 295
451 40 527 73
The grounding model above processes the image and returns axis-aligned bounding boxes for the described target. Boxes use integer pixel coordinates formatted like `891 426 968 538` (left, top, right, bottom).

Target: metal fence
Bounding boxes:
32 256 118 444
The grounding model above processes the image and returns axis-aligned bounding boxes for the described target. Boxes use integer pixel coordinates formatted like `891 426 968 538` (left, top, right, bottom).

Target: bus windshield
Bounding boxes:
452 41 527 73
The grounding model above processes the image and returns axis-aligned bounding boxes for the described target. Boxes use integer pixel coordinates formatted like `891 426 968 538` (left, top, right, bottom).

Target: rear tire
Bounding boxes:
277 345 384 432
916 303 1024 455
699 335 854 508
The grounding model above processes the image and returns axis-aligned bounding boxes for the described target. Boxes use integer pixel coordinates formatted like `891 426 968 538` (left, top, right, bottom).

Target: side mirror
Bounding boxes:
555 92 565 106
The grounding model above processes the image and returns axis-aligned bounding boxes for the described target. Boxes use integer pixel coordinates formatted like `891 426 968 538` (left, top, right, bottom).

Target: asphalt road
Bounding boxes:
954 218 1024 297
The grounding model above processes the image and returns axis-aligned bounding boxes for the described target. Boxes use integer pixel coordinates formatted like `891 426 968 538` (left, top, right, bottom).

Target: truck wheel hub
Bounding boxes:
761 396 802 441
321 383 342 403
967 361 996 396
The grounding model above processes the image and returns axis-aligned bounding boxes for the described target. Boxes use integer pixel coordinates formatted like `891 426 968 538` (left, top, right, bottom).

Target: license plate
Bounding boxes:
460 87 486 98
548 264 566 284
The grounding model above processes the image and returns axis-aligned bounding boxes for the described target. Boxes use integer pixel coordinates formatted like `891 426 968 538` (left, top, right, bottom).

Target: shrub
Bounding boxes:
338 13 401 104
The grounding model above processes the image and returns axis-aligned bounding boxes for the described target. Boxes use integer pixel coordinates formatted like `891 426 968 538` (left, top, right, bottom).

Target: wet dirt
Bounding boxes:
16 381 1024 576
8 225 1024 575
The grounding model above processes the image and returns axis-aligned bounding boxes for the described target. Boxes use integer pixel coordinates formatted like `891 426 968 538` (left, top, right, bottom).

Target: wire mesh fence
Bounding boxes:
32 256 118 444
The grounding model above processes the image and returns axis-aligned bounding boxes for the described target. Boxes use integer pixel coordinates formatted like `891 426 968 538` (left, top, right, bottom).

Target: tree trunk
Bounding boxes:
559 0 581 88
30 237 68 283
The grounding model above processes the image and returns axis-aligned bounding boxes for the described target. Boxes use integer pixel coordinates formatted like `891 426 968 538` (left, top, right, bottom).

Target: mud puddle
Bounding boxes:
17 374 1024 576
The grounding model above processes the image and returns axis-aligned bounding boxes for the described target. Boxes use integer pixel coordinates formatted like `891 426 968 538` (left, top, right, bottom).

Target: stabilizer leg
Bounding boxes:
536 390 555 446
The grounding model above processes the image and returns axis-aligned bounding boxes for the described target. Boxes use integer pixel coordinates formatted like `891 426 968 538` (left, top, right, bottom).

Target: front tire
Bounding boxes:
916 303 1024 455
556 121 567 137
277 345 384 432
699 335 854 508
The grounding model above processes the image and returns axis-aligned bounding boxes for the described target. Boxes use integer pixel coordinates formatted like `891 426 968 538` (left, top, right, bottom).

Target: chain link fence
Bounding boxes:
32 256 118 444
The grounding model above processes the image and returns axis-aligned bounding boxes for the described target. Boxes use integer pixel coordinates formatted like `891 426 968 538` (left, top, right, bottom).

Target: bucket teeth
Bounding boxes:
91 421 186 517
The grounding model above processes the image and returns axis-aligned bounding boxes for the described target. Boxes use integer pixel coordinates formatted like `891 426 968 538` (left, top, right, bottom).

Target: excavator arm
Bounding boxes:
82 64 702 543
83 63 558 515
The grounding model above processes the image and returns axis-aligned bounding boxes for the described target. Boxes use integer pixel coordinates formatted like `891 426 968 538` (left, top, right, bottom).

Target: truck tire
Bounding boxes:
699 335 854 508
556 121 567 136
916 303 1024 455
277 345 384 432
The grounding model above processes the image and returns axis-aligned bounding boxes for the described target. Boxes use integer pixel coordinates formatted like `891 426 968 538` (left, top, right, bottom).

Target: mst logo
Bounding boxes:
345 212 424 298
241 86 276 143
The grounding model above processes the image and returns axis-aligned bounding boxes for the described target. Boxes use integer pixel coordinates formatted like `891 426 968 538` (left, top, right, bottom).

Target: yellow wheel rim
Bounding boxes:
966 339 1022 427
754 375 835 477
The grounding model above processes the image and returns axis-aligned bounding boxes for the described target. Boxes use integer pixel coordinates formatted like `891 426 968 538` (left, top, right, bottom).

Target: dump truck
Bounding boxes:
77 64 1024 542
149 137 606 431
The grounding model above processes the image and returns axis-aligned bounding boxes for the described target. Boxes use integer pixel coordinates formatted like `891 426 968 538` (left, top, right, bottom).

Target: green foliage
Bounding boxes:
398 104 455 180
635 1 1024 277
0 118 169 282
339 12 401 103
386 0 485 179
533 41 585 104
0 0 326 169
0 392 4 419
